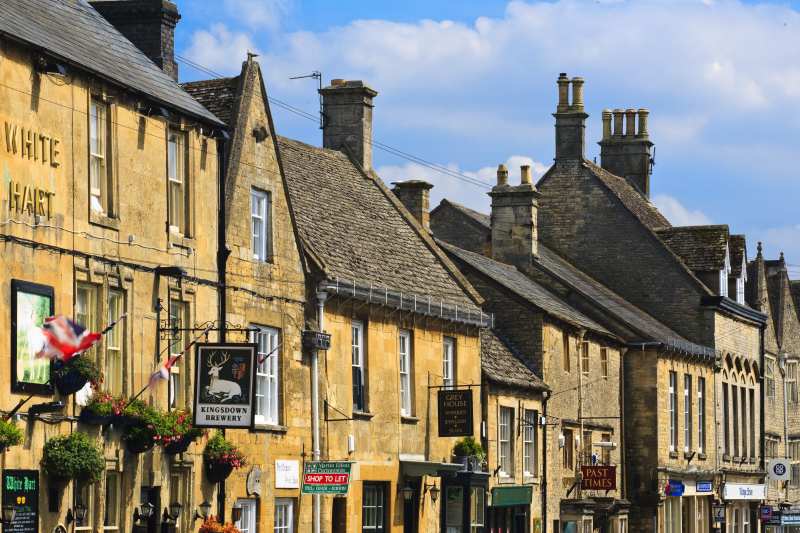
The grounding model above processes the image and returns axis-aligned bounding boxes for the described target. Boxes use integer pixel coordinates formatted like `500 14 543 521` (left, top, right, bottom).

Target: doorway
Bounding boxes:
140 488 161 533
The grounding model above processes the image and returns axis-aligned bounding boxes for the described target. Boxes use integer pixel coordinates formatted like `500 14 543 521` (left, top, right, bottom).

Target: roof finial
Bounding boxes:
757 241 762 257
780 251 785 261
247 50 259 62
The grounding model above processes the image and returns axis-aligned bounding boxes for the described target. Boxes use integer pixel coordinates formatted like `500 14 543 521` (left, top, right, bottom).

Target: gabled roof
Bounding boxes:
432 199 491 234
438 240 612 336
535 244 689 344
729 235 747 278
278 136 479 308
180 76 239 125
654 225 730 271
582 160 671 230
0 0 223 127
482 328 548 391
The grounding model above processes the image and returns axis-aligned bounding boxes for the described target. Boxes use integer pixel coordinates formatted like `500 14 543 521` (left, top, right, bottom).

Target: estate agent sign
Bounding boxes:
301 462 352 495
2 470 38 533
437 389 474 437
193 343 256 429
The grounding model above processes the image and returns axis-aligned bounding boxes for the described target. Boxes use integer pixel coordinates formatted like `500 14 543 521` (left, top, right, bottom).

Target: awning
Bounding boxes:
400 460 462 478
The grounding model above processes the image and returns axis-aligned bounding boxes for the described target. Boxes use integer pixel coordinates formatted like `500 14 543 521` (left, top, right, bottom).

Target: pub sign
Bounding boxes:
2 470 38 533
193 343 257 429
580 466 616 490
437 389 473 437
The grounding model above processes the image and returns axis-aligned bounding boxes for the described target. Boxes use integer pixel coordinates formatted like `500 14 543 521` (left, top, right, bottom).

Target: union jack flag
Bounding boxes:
34 317 102 362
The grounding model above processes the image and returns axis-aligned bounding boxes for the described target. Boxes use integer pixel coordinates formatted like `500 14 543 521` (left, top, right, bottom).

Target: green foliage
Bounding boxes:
203 431 248 470
122 408 206 445
81 390 121 417
0 419 24 449
56 356 103 388
453 436 484 457
40 432 105 485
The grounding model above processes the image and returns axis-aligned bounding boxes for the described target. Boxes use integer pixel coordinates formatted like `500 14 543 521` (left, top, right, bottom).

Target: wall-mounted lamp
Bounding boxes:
194 501 212 521
231 504 243 523
41 61 67 77
133 501 154 523
402 484 413 502
2 502 18 524
423 482 440 503
593 442 618 451
779 350 788 372
165 501 183 522
202 129 230 140
146 107 170 118
66 502 88 526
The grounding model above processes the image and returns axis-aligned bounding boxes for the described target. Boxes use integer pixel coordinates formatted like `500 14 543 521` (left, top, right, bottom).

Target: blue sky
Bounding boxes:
176 0 800 277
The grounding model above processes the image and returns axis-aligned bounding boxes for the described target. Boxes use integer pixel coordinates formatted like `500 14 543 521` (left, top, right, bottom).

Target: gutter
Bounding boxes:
700 296 768 325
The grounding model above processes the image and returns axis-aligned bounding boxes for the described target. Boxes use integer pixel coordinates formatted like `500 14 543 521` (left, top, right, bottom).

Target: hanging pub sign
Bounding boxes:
2 469 39 533
192 343 257 429
580 466 617 490
437 389 474 437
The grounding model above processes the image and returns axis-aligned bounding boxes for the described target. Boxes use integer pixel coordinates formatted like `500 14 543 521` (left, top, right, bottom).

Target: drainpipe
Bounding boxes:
620 347 628 500
314 290 327 533
543 390 549 533
578 328 586 499
215 136 228 522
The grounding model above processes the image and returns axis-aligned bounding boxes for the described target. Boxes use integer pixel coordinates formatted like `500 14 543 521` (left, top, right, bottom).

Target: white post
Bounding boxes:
314 290 328 533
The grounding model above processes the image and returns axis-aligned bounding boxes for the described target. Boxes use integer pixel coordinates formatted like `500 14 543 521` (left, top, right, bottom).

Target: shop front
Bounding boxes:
662 478 715 533
762 507 800 533
488 486 534 533
440 469 490 533
723 483 765 533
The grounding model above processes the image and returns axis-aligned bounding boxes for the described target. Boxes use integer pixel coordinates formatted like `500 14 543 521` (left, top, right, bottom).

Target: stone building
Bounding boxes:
0 2 229 533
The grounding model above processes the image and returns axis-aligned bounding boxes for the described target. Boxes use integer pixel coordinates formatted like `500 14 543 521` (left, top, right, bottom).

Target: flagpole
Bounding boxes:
6 314 127 419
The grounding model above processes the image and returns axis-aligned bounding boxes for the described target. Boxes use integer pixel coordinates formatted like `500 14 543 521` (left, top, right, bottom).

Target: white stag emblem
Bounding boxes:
205 351 242 402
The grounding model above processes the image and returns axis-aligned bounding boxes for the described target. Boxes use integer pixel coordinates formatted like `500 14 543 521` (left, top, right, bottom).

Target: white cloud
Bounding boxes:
184 24 259 75
223 0 294 30
651 194 713 226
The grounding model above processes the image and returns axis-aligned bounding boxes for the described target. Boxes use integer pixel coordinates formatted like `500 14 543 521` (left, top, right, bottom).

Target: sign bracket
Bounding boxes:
324 400 353 422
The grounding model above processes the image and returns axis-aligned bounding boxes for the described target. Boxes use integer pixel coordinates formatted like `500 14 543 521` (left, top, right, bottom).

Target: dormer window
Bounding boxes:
719 268 728 298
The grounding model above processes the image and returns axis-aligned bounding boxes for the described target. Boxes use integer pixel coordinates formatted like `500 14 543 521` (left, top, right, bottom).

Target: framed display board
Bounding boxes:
192 343 257 429
10 280 54 393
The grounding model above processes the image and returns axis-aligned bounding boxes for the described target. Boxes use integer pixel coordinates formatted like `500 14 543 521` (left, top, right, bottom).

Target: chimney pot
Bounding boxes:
331 79 346 86
625 109 637 137
557 74 571 112
570 77 585 112
636 109 649 139
497 164 509 187
601 110 612 141
612 109 625 137
520 165 532 185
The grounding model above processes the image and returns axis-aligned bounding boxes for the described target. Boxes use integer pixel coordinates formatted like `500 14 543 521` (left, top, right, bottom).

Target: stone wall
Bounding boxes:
430 203 490 255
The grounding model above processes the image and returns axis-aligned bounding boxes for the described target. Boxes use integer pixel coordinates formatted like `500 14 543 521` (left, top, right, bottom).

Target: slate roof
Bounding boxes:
535 244 690 344
583 160 671 230
433 199 491 233
654 225 730 271
482 328 548 391
729 235 747 278
0 0 224 127
277 136 478 307
438 240 612 335
180 77 239 125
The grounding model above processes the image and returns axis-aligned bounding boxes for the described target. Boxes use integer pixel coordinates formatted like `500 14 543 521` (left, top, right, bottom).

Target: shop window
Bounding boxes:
399 330 412 416
252 325 279 425
445 487 464 533
362 484 384 532
274 498 293 533
90 99 110 214
75 484 93 531
168 130 188 234
766 359 776 398
470 488 484 533
698 378 705 453
235 499 257 533
103 472 120 530
788 362 798 403
669 372 677 451
684 375 692 452
251 189 270 261
581 342 589 377
743 506 750 533
563 429 574 470
600 348 608 380
168 301 187 409
499 407 512 477
107 291 124 395
352 321 365 412
443 337 454 389
562 333 570 372
524 409 537 476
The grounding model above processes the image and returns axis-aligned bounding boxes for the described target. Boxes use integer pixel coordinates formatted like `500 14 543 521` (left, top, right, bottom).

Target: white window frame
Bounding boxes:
499 407 512 477
107 291 124 396
90 100 107 213
75 482 94 531
788 362 798 403
523 409 536 476
362 485 384 532
168 130 186 234
684 374 691 452
443 337 454 390
251 189 269 261
235 499 257 533
169 471 185 531
168 301 187 409
581 341 589 377
600 348 608 380
719 268 728 298
669 372 676 451
766 359 776 398
398 330 411 416
252 325 280 425
103 472 120 530
698 378 705 453
274 498 293 533
352 321 365 412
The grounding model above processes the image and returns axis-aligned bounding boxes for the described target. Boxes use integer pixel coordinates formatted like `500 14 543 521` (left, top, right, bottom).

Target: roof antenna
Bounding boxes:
290 71 323 129
649 146 656 175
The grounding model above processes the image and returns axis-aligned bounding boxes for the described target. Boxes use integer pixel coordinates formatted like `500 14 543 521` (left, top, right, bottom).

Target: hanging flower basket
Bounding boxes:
54 358 103 396
125 437 155 455
111 413 139 428
40 433 105 485
80 409 113 426
0 419 24 453
163 434 194 455
55 371 88 396
204 461 234 484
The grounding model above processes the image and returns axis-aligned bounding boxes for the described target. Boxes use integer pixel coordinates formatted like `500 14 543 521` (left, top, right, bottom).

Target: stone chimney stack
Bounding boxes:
392 180 434 231
489 164 542 265
553 73 589 161
89 0 181 82
319 79 378 171
598 107 654 197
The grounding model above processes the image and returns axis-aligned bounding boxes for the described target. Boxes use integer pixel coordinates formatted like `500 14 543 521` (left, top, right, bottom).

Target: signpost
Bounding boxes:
761 506 773 522
769 459 791 481
192 343 257 429
580 466 616 490
2 470 38 533
301 462 352 495
437 389 473 437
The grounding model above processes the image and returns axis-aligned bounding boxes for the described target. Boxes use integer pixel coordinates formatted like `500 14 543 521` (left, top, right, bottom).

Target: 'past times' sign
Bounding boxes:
437 389 474 437
2 469 38 533
193 344 257 429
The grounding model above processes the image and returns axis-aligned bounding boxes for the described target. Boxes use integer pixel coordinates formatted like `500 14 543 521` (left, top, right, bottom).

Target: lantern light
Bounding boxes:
402 484 413 501
169 501 183 521
1 502 18 524
231 504 243 523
